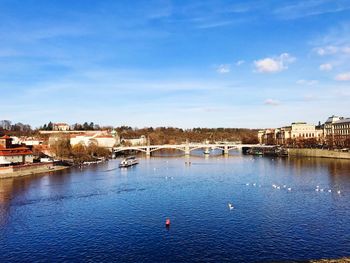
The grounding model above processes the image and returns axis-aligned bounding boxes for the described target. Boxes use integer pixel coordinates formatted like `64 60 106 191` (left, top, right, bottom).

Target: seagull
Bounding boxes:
253 183 256 186
287 188 292 191
337 190 341 195
315 188 319 192
228 203 234 210
246 183 250 186
277 186 281 189
320 189 324 192
328 189 332 193
272 184 277 188
283 185 287 188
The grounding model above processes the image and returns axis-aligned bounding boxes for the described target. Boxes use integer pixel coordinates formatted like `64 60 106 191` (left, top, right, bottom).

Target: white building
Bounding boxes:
53 123 70 131
70 130 120 149
259 122 320 145
121 135 147 146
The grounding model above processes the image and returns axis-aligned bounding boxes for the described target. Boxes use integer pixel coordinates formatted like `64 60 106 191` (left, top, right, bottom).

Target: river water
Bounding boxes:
1 153 350 262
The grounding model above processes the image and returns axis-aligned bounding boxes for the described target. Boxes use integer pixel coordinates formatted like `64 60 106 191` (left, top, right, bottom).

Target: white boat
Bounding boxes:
203 148 210 155
119 156 139 168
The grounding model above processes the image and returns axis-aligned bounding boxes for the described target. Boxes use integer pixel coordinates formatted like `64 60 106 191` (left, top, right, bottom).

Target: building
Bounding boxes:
258 115 350 147
0 136 34 166
259 122 319 145
121 135 147 146
258 129 277 144
53 123 70 131
324 116 350 146
69 130 120 149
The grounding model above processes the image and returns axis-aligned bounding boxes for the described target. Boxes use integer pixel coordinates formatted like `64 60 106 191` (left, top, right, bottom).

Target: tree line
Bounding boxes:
116 126 259 144
40 121 101 131
0 120 33 136
1 119 259 145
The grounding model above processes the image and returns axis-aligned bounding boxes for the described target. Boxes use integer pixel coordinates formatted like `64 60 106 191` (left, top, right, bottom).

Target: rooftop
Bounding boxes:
333 118 350 125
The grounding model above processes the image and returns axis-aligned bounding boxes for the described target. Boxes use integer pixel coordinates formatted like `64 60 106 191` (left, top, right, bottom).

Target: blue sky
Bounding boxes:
1 0 350 128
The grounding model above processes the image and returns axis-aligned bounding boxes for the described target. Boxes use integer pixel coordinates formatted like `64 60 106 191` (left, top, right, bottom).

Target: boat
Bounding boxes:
119 156 139 168
203 148 211 155
247 148 263 156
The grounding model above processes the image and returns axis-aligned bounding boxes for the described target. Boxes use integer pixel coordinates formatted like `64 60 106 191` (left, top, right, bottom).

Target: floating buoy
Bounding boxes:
165 218 171 227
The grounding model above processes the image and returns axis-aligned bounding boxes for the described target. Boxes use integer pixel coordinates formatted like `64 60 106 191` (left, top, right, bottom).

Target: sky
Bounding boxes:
0 0 350 129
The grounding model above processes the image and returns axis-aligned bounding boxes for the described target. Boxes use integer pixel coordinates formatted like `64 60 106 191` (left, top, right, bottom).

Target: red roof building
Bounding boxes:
0 136 34 166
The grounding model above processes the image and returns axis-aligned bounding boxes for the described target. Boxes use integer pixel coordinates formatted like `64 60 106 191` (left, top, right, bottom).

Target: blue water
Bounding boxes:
1 154 350 262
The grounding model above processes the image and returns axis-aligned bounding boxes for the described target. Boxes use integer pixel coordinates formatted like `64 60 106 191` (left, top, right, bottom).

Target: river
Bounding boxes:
1 153 350 262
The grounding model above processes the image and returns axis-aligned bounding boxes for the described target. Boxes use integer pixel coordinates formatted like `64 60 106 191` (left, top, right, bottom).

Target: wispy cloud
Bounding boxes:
274 0 350 20
313 45 350 56
319 63 333 71
254 53 295 73
264 99 280 106
296 79 318 85
236 60 245 66
216 64 231 74
335 72 350 81
196 20 234 29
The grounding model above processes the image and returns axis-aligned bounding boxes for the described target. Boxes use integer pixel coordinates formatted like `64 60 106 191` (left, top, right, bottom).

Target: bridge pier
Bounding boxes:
146 146 151 157
185 144 190 156
223 145 229 155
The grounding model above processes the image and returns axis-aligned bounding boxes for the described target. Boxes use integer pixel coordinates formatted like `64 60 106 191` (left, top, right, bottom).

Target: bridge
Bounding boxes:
113 143 272 156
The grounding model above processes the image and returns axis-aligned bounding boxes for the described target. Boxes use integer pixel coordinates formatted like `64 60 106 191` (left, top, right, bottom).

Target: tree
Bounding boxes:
83 122 89 130
50 134 71 158
47 122 53 131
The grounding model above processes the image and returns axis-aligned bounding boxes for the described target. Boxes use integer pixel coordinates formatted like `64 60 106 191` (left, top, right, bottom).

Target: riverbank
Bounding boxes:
310 257 350 262
288 148 350 160
0 163 69 179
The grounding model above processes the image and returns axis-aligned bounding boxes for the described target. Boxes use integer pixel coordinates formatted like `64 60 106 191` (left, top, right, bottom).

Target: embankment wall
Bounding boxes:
288 149 350 160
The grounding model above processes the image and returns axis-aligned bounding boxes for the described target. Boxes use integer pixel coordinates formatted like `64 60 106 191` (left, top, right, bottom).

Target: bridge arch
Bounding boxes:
114 147 147 153
149 146 186 153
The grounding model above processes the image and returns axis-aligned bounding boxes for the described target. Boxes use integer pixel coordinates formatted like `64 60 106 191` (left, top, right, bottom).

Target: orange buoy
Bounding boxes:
165 218 171 227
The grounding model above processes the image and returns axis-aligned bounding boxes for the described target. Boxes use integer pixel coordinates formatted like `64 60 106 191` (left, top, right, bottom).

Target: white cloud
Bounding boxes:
254 53 295 73
319 63 333 71
264 99 280 106
216 64 230 74
235 60 245 66
296 79 318 85
335 72 350 81
314 45 350 56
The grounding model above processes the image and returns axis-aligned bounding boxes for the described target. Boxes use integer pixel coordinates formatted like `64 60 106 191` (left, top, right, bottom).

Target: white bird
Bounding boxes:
246 183 250 186
272 184 277 188
277 186 280 189
320 189 324 192
253 183 256 186
228 203 234 210
328 189 332 193
283 185 287 188
337 190 341 195
287 188 292 191
315 188 319 192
